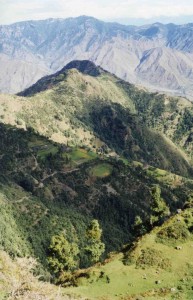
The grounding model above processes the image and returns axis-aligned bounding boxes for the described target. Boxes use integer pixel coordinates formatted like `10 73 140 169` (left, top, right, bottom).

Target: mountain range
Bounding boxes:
1 16 193 99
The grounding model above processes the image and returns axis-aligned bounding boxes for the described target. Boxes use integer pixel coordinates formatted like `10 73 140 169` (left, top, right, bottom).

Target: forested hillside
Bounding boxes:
0 60 193 299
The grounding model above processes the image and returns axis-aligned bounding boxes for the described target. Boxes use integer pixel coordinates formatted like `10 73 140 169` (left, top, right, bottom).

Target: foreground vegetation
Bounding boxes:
1 207 192 299
65 208 193 299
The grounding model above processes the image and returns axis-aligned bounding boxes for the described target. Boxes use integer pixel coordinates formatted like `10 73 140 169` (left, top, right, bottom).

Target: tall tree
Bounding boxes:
47 233 79 275
85 220 105 264
150 185 170 225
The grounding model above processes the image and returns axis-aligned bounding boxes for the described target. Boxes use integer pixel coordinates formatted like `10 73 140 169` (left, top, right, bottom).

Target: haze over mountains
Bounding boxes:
1 16 193 99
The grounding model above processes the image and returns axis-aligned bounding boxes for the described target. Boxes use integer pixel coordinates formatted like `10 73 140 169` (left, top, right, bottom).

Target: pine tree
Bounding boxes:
150 185 170 225
47 233 79 275
85 220 105 264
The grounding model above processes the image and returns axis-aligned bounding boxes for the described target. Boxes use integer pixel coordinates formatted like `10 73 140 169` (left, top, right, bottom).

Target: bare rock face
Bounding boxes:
1 16 193 98
0 53 50 93
135 47 193 96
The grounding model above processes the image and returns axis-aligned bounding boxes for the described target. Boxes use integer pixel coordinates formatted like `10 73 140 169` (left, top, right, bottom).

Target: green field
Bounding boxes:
28 136 59 158
89 163 113 178
67 148 97 163
37 145 58 158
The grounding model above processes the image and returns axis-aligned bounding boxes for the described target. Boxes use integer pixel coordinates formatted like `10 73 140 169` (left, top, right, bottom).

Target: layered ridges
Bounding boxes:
1 17 193 97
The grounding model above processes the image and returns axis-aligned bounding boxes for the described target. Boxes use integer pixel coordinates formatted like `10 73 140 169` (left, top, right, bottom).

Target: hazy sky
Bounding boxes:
1 0 193 25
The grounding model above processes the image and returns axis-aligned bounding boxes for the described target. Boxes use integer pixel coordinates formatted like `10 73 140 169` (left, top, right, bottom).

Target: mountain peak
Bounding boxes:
18 60 103 96
61 60 102 77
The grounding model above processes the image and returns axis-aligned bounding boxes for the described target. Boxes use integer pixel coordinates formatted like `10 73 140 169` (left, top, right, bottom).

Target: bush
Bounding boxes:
156 222 190 244
136 247 171 270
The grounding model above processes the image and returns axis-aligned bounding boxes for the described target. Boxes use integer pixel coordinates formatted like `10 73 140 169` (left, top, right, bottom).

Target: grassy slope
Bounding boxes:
1 202 192 299
65 208 193 300
0 70 134 147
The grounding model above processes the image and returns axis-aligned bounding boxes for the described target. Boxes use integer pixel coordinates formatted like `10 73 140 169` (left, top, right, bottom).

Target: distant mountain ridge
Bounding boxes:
1 16 193 98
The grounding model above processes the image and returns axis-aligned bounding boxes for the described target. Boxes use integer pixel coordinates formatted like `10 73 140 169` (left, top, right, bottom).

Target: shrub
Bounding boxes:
157 222 190 244
136 247 171 270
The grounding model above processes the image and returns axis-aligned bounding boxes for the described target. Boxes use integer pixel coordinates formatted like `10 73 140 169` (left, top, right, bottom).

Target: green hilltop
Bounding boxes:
0 60 193 176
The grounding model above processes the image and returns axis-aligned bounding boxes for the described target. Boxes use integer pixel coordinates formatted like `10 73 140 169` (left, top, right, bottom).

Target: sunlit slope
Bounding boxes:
65 207 193 300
